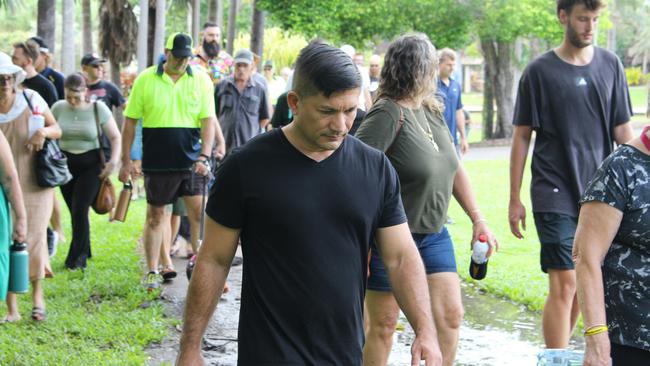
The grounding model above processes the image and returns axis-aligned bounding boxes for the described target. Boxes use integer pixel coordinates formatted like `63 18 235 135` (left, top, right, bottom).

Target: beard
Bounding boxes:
203 39 221 58
566 20 592 49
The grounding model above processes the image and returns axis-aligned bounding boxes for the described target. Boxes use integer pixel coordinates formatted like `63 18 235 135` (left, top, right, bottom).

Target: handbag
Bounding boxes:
91 102 115 215
24 91 73 187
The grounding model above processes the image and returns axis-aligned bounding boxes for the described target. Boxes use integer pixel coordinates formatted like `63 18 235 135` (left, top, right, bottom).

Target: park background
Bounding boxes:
0 0 649 364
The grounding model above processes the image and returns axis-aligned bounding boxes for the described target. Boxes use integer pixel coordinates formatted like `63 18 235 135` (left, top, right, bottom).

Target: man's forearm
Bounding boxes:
509 128 532 200
386 247 436 337
179 256 229 352
200 117 216 157
456 109 466 140
121 118 137 164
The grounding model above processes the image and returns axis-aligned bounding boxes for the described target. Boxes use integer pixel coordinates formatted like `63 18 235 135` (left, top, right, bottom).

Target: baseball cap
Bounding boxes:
233 49 254 65
29 36 50 54
81 53 106 66
263 60 274 69
165 33 193 58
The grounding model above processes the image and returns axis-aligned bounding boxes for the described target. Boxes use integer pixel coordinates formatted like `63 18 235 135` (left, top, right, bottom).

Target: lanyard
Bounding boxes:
642 126 650 151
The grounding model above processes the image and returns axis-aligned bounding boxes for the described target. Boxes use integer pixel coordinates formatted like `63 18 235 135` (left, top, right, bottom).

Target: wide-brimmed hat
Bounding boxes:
0 52 26 85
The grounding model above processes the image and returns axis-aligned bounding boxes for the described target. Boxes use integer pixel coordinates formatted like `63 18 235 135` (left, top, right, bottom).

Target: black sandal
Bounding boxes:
31 307 46 322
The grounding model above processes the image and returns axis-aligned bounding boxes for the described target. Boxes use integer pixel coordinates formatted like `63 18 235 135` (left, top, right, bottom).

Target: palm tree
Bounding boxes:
82 0 93 54
61 0 76 74
98 0 137 85
37 0 56 57
207 0 224 27
250 0 264 61
152 0 166 64
191 0 200 43
226 0 238 54
137 0 149 72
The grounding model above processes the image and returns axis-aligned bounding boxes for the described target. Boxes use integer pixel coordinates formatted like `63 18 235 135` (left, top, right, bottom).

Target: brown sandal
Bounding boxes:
31 307 46 322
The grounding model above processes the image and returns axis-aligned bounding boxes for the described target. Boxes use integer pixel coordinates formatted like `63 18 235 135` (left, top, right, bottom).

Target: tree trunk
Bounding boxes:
37 0 56 57
137 0 149 72
227 0 238 55
493 41 515 138
152 0 166 65
111 60 124 130
250 0 264 61
217 0 224 29
147 0 156 66
208 0 217 23
82 0 93 54
191 0 200 42
61 0 75 74
480 38 496 139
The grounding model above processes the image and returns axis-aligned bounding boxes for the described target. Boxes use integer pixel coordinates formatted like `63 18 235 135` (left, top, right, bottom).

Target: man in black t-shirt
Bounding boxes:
509 0 634 350
12 40 58 106
30 36 65 101
177 42 442 366
81 53 126 115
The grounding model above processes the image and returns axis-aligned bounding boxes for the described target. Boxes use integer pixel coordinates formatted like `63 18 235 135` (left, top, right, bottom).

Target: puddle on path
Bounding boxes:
387 282 584 365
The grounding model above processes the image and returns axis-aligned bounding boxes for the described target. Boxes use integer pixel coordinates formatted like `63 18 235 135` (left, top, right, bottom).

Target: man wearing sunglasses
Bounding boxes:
81 53 126 123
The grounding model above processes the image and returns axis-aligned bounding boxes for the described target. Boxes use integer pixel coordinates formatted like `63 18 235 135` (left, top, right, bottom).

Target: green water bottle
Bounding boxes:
9 241 29 294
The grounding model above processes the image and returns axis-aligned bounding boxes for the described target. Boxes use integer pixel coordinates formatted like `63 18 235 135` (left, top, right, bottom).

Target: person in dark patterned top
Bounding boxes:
574 126 650 366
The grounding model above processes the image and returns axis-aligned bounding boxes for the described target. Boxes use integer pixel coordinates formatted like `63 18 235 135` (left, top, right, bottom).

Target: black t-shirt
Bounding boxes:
40 67 65 101
87 80 125 111
206 129 406 365
23 74 58 107
513 48 632 217
271 91 292 128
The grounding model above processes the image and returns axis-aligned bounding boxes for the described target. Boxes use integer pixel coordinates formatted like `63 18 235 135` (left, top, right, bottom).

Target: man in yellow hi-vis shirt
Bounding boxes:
119 33 225 291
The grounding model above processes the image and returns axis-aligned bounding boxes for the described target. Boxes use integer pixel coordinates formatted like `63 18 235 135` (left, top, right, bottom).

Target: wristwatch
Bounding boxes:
196 158 211 171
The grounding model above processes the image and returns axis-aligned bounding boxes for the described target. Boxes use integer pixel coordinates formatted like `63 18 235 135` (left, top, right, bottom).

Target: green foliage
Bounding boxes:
471 0 561 43
0 191 169 365
257 0 473 49
626 67 645 86
234 27 307 70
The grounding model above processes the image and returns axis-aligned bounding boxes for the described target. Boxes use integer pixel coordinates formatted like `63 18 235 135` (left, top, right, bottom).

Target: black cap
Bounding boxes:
29 36 49 53
81 53 106 66
166 33 193 58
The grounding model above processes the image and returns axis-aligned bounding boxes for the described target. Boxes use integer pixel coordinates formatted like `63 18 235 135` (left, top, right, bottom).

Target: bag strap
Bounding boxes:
22 91 34 113
93 102 106 165
384 107 404 153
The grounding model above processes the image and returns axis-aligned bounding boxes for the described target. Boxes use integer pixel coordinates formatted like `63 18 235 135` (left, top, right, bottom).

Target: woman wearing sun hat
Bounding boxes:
0 51 61 322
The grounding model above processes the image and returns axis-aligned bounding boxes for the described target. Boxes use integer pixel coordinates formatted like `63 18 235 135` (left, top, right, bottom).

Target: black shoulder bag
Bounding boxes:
25 91 73 187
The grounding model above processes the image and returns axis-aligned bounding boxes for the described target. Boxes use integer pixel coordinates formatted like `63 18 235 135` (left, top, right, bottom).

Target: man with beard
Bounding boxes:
509 0 634 350
190 22 233 86
12 40 58 106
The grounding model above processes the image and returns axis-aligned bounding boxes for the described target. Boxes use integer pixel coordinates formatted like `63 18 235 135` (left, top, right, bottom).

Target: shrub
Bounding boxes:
625 67 644 86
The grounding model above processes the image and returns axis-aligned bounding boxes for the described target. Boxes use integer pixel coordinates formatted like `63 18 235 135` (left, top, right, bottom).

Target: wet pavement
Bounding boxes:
146 250 583 365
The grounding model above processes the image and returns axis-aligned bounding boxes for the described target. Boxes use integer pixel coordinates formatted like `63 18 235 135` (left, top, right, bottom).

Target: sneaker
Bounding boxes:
160 266 177 282
144 271 162 292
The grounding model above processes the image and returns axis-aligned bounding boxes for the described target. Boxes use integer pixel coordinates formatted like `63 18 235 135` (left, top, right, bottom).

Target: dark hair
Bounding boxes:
292 41 360 98
557 0 604 15
64 72 87 91
203 21 219 30
13 40 40 63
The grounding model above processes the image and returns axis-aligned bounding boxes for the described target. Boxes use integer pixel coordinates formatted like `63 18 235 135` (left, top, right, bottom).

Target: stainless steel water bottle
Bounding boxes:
9 241 29 293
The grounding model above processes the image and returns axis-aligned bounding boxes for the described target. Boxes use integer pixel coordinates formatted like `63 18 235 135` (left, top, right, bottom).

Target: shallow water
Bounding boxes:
387 282 584 365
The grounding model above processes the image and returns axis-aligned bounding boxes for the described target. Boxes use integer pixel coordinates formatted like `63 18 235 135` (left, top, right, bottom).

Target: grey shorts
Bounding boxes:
533 212 577 273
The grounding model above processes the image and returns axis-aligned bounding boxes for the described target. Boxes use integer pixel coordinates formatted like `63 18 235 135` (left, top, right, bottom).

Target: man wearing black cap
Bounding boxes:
215 48 270 155
120 33 224 291
81 53 126 116
30 36 65 101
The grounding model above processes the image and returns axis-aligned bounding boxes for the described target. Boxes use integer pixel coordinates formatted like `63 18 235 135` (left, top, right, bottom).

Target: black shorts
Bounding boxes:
144 171 208 206
533 212 577 273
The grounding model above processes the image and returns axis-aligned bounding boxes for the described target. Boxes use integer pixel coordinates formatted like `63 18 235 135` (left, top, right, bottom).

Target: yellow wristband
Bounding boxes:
584 324 608 337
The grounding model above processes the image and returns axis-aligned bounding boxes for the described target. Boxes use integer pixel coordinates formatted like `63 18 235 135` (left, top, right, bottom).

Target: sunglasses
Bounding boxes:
0 75 14 84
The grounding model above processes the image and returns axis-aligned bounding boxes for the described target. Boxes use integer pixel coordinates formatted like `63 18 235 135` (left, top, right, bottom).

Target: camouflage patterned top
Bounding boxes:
581 144 650 351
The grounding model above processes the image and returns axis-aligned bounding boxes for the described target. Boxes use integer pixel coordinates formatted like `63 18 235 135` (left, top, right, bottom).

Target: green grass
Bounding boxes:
0 189 170 365
629 86 648 110
446 159 548 312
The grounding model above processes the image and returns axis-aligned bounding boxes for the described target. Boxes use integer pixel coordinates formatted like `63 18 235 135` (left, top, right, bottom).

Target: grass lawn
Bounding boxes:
629 85 648 110
0 190 171 365
445 159 549 312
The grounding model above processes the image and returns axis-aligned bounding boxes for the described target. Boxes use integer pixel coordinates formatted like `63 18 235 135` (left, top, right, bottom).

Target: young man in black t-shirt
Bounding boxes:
509 0 634 350
30 36 65 101
177 42 442 366
12 40 58 107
